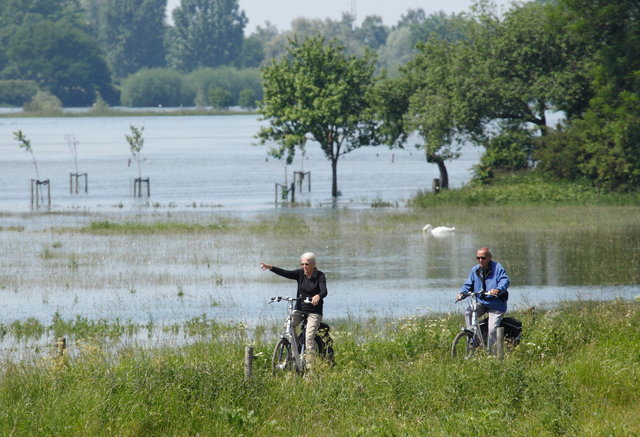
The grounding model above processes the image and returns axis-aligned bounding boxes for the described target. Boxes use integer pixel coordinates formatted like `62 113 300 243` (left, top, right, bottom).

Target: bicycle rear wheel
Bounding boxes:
272 338 293 375
451 330 476 358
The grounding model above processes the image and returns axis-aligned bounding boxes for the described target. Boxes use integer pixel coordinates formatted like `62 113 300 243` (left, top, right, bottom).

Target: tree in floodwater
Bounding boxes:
125 125 145 180
14 130 40 180
258 36 381 197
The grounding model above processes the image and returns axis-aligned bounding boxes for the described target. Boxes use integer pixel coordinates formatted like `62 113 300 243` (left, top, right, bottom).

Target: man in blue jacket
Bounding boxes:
456 247 510 352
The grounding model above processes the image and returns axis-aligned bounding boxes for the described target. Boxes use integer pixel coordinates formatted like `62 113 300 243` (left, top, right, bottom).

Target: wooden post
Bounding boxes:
432 178 441 194
294 171 311 192
31 179 51 207
496 327 505 360
70 172 88 193
275 183 288 205
134 177 150 197
244 346 254 379
56 337 67 357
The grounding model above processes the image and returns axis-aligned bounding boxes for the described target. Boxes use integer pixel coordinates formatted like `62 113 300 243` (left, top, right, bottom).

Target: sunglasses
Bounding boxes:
476 256 487 260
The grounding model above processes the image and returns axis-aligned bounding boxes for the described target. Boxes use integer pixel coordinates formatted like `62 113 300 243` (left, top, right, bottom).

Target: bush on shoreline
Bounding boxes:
411 173 640 207
0 299 638 435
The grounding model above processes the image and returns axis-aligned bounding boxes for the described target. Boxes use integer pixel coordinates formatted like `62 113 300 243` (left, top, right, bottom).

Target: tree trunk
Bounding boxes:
331 157 339 197
426 154 449 189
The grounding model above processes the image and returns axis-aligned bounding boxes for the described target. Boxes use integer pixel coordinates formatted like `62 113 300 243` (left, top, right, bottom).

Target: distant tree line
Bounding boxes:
0 0 471 108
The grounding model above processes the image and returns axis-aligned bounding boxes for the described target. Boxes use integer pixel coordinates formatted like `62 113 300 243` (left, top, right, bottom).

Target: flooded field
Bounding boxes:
1 115 639 353
1 206 638 331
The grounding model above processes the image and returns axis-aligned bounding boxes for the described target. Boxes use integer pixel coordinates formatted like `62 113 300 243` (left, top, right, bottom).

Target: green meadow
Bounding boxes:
0 299 638 436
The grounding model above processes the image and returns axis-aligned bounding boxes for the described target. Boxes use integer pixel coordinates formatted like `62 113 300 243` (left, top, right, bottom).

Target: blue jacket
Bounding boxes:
460 260 510 312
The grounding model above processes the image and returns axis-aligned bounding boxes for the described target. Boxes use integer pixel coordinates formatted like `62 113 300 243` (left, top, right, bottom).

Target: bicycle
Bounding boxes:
451 291 488 358
270 296 334 375
451 291 523 358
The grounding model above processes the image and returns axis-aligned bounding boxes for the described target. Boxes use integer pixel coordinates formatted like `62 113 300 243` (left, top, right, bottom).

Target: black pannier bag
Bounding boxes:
479 317 522 346
297 322 335 366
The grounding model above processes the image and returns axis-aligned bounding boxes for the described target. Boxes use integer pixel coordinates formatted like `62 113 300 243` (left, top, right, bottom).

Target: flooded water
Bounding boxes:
0 115 639 345
0 114 481 213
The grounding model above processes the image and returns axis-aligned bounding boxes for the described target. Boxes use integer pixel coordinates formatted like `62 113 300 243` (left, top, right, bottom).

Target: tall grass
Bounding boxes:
1 300 638 435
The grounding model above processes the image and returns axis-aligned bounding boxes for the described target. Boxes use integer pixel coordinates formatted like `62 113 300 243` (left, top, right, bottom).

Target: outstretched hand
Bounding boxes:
260 262 272 271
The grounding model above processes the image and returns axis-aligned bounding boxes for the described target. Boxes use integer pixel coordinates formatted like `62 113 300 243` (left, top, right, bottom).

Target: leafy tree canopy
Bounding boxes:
82 0 167 79
4 17 115 106
168 0 247 71
258 36 381 197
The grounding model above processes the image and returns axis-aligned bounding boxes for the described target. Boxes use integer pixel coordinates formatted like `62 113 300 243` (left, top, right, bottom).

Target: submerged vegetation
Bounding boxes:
0 300 638 435
82 219 230 235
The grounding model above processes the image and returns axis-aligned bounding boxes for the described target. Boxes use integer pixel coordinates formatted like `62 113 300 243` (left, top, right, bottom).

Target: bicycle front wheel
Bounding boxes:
272 338 293 375
451 330 476 359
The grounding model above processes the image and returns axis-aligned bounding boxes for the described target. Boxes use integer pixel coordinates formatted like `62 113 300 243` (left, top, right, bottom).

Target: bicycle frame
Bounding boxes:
451 291 487 358
270 296 308 374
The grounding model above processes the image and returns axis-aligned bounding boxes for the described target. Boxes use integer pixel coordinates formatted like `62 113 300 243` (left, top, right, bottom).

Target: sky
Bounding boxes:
166 0 516 34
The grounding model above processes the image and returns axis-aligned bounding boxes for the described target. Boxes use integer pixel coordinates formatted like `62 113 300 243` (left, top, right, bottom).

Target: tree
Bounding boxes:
258 36 381 197
0 0 116 106
5 18 115 106
354 16 389 50
554 0 640 190
126 125 145 180
236 23 278 68
389 2 592 185
376 39 463 189
14 130 40 180
167 0 247 71
82 0 167 79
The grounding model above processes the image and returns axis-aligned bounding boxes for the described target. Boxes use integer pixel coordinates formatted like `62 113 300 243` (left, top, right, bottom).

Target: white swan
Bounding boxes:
422 224 456 237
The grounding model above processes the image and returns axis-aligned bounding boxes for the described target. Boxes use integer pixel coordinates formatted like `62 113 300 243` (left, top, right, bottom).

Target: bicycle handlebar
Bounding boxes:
269 296 312 304
455 290 490 303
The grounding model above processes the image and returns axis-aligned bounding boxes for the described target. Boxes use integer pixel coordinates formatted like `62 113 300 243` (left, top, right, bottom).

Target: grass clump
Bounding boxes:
83 220 230 234
0 300 638 435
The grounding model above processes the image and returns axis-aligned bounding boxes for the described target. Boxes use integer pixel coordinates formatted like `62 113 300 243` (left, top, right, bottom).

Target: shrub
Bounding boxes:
533 125 585 181
474 129 534 183
208 87 233 109
238 88 257 109
187 67 262 107
23 90 62 113
0 80 39 106
120 68 195 107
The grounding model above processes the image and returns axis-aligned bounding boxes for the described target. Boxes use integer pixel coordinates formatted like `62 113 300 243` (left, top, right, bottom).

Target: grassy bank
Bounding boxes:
1 300 638 436
411 173 640 207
